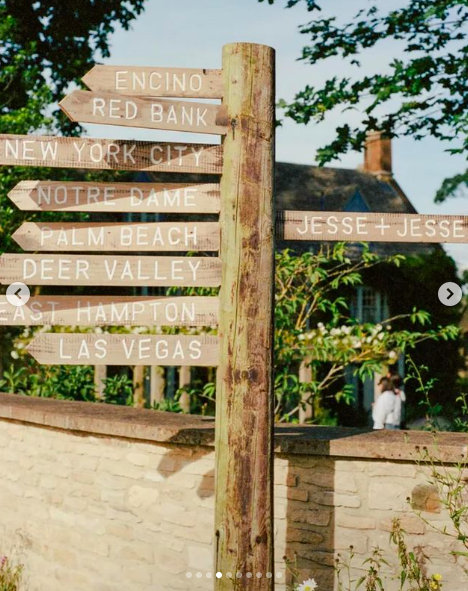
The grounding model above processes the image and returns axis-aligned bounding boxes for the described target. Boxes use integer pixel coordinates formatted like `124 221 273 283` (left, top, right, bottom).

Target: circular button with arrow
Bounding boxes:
438 282 462 307
6 282 30 307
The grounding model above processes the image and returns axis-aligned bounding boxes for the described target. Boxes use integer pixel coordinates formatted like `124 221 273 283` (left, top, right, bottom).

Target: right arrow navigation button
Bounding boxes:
438 282 463 306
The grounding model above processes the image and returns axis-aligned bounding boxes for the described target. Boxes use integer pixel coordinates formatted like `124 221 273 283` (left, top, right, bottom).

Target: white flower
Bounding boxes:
389 350 397 359
11 351 19 360
298 579 318 591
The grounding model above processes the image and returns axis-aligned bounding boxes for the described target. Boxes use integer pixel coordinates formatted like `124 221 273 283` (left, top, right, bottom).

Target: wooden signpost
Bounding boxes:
8 180 221 213
4 41 468 591
60 90 229 135
0 42 275 591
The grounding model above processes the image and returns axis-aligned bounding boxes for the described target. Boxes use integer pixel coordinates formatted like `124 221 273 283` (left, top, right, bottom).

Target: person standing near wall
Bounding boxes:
389 374 406 429
372 377 397 430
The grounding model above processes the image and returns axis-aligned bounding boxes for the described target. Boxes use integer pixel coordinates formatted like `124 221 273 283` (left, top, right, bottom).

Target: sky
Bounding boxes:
81 0 468 271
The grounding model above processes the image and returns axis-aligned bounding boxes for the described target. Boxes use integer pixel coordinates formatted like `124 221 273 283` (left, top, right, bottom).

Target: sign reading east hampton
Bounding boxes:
8 181 221 213
0 134 223 173
82 66 223 99
60 90 229 135
13 222 220 252
27 334 220 366
0 296 219 327
0 254 222 287
281 211 468 244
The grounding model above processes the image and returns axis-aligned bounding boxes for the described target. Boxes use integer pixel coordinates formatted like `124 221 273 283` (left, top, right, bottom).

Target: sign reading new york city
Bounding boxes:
0 64 225 366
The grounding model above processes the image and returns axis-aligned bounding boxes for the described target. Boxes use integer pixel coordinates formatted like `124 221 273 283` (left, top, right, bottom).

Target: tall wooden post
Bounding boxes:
215 43 275 588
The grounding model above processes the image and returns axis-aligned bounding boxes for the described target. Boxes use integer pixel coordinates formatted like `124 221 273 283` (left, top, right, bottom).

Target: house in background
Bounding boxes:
130 133 457 423
274 132 434 418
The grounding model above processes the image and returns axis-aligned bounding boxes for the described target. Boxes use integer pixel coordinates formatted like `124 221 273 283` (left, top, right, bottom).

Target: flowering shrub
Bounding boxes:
0 556 22 591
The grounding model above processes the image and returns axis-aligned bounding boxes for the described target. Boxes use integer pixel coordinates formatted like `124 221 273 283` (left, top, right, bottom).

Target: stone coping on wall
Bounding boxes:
0 392 467 463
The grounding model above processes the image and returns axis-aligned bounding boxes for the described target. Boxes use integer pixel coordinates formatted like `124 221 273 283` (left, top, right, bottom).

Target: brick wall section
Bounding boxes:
0 393 467 591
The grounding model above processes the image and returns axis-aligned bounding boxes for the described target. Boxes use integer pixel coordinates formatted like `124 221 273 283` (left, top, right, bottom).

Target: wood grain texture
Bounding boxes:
13 222 220 252
60 90 229 135
8 180 221 213
0 134 222 173
27 333 219 366
279 210 468 243
0 254 221 287
0 296 219 327
82 65 223 98
214 44 275 590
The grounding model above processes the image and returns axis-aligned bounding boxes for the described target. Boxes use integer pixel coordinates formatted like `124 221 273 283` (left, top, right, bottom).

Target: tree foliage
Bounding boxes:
260 0 468 200
0 0 145 133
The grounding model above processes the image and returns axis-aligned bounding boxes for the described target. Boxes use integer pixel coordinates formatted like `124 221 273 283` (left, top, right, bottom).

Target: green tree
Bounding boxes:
0 1 146 373
259 0 468 201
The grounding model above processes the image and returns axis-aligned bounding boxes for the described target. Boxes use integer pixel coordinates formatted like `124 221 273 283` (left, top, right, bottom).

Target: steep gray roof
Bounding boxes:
274 162 416 214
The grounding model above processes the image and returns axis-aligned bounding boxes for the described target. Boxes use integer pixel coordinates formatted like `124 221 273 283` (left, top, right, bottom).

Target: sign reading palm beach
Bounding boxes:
0 64 224 366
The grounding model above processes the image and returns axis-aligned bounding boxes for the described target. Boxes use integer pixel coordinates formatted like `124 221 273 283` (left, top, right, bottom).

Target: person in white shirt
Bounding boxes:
372 377 397 430
389 374 406 429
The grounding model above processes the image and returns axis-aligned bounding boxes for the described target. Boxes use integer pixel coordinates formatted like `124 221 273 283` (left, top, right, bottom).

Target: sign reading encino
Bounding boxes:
60 90 229 135
82 66 223 98
13 222 220 252
0 134 222 173
0 254 221 286
27 334 219 366
0 296 219 327
8 181 221 213
280 211 468 243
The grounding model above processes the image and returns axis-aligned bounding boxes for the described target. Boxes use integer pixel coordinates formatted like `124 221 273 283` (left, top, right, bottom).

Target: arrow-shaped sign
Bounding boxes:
82 65 223 98
27 333 220 366
60 90 229 135
12 221 220 252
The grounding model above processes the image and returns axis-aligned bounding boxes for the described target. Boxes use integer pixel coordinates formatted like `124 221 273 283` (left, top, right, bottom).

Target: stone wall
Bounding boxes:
0 393 467 591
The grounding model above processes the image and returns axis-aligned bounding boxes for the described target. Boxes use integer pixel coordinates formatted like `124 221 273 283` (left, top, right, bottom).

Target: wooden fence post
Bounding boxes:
215 43 275 588
133 365 146 408
178 366 191 413
94 365 107 400
150 365 165 407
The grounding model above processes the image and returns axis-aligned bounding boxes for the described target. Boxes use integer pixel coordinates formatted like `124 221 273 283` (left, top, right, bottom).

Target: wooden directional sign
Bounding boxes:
0 254 221 287
0 296 218 327
27 333 219 366
280 211 468 244
0 134 222 173
82 66 223 99
60 90 229 135
8 181 221 213
13 222 220 252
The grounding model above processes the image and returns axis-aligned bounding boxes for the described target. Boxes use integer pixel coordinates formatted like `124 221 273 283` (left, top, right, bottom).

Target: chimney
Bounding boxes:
363 131 392 178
